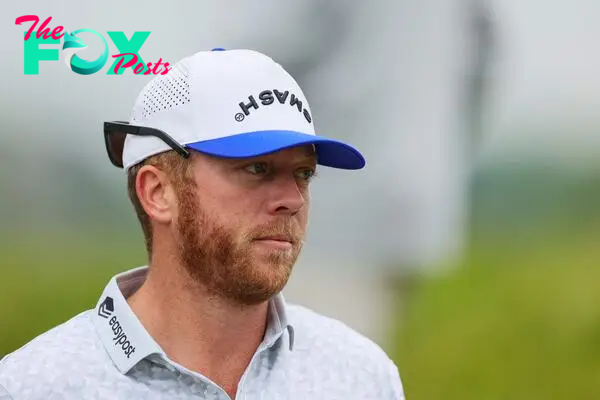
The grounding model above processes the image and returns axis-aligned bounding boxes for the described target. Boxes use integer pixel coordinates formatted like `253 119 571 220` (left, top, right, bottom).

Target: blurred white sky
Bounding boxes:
481 0 600 163
1 0 598 269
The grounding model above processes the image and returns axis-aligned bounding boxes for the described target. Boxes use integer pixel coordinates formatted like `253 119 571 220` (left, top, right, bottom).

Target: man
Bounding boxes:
0 49 405 399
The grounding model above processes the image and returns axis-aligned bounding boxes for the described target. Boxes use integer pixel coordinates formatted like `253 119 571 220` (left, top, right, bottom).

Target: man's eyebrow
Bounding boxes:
298 145 317 160
304 145 317 157
223 147 317 166
296 154 318 165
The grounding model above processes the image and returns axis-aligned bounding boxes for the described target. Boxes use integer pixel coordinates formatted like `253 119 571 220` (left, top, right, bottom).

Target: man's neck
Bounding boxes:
126 263 269 398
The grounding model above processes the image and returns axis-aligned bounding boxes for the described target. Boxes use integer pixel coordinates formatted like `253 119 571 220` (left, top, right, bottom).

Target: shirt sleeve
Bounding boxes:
0 384 13 400
387 358 406 400
0 355 14 400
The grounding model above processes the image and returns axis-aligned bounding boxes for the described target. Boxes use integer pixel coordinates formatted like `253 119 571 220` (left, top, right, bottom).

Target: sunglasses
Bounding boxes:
103 121 190 168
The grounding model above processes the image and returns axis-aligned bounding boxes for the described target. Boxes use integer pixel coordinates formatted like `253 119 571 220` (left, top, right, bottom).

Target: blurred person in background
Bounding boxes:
0 49 405 400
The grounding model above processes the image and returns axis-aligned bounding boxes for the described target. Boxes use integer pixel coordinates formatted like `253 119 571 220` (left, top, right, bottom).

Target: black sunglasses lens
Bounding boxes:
106 128 127 168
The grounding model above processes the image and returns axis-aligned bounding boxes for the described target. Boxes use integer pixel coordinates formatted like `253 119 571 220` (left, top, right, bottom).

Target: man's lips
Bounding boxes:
254 235 295 244
253 236 296 251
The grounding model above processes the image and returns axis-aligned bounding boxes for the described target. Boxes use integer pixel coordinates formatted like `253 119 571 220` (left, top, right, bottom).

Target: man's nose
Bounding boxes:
266 174 307 215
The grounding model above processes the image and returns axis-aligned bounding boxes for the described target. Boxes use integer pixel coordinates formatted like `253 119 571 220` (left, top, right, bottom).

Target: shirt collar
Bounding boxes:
92 266 295 374
264 292 295 351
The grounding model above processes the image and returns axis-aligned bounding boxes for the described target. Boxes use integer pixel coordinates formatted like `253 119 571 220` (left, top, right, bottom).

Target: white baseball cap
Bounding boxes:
103 48 365 172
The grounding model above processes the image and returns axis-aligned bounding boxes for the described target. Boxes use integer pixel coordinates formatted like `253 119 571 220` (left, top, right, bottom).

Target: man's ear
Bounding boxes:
136 165 176 224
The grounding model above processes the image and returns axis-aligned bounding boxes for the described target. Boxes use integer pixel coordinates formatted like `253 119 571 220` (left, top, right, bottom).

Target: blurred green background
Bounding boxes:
389 161 600 399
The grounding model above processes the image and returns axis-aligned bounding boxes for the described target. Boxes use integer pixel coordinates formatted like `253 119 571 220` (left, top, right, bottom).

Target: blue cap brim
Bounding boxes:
186 130 365 170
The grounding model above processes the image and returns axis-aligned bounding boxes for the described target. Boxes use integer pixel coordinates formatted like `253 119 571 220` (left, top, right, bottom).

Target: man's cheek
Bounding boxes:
299 208 309 230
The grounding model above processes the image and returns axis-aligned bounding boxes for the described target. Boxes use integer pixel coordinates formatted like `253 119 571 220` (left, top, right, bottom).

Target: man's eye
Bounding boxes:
296 168 317 181
245 162 268 174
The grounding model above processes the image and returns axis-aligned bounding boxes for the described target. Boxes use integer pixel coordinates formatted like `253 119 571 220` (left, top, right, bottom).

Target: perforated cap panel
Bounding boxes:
139 62 191 120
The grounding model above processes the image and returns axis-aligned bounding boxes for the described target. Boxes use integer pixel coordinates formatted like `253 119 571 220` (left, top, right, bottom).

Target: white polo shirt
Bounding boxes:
0 267 405 399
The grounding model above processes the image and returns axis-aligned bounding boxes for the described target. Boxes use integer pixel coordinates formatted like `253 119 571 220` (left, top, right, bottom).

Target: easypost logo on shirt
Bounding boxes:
98 296 114 318
98 296 136 359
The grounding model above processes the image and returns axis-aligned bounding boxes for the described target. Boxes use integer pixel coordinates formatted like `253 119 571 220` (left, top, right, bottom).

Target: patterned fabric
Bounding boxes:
0 267 405 399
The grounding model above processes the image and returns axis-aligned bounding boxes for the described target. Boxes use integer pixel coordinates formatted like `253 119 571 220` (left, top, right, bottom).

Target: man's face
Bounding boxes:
173 145 317 305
